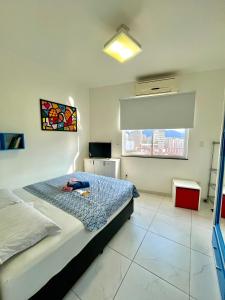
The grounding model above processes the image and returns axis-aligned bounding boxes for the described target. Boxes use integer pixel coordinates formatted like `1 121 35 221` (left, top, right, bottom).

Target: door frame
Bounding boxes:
213 113 225 300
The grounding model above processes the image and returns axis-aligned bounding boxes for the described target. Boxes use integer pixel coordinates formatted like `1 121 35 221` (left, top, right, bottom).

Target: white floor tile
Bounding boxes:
108 221 146 259
192 200 214 218
135 193 162 210
191 225 213 256
134 232 190 294
131 204 156 229
190 250 221 300
73 247 130 300
191 214 214 229
160 195 173 202
159 200 192 221
149 213 191 247
63 290 80 300
114 262 189 300
66 193 221 300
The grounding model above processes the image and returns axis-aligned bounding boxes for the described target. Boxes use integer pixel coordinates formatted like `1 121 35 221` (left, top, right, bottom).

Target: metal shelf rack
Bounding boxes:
206 141 220 204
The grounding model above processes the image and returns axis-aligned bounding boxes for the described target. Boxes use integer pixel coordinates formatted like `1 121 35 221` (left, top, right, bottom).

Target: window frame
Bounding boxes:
122 129 189 160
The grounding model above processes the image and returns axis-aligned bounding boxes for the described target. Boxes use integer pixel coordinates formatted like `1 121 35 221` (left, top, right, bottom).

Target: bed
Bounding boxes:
0 173 136 300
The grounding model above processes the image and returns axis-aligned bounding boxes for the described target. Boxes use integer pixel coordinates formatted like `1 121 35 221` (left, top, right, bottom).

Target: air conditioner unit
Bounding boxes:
135 76 178 96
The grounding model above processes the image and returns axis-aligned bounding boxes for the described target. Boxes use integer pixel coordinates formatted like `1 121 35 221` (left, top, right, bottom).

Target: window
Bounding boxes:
122 129 189 159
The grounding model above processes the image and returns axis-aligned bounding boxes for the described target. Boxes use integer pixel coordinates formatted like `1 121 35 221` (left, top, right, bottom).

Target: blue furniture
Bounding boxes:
0 133 25 151
213 116 225 300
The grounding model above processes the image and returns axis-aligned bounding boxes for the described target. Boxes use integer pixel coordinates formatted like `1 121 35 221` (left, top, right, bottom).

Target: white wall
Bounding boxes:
0 62 90 188
90 70 225 198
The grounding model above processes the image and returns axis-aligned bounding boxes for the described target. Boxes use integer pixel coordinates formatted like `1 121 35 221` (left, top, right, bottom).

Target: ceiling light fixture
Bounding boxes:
103 24 142 63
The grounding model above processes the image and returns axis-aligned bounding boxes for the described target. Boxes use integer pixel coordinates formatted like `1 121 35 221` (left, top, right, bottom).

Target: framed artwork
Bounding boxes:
40 99 77 132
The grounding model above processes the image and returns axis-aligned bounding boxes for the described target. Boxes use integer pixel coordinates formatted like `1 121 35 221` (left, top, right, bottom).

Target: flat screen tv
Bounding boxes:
89 142 111 158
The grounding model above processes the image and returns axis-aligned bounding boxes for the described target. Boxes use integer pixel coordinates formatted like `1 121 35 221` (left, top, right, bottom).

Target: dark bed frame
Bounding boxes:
30 198 134 300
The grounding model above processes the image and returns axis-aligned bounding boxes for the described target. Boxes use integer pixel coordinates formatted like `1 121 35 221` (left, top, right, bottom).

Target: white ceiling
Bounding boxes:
1 0 225 87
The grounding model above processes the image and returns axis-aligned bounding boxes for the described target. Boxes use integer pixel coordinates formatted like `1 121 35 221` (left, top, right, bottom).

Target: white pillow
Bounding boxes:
0 202 61 264
0 189 23 210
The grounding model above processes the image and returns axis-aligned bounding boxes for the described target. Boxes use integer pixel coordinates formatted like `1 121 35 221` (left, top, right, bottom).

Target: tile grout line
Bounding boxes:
69 196 215 300
146 206 213 257
146 200 193 249
112 198 163 300
190 247 212 257
110 240 189 299
131 199 191 298
129 219 151 231
109 224 212 261
107 244 132 261
111 199 213 300
73 201 159 300
112 222 150 299
112 259 133 300
133 260 190 297
147 223 213 257
147 229 190 249
71 218 135 300
132 203 160 259
72 289 82 300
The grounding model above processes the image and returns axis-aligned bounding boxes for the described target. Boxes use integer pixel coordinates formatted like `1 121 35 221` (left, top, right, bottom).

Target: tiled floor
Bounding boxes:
63 193 221 300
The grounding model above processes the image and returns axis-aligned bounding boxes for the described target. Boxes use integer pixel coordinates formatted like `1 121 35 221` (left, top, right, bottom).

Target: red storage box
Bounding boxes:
172 179 201 211
221 195 225 218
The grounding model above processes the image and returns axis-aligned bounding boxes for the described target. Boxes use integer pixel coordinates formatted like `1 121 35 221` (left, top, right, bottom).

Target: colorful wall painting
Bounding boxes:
40 99 77 132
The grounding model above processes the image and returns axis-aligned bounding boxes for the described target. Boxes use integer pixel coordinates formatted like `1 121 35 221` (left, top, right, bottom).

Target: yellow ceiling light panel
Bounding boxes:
103 25 142 63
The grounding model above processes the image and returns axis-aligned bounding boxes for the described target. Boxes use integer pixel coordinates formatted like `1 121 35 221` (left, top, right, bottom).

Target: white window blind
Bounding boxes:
119 92 196 130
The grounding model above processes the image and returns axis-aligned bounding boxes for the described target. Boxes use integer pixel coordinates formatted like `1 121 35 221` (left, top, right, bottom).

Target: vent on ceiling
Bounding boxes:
135 76 178 96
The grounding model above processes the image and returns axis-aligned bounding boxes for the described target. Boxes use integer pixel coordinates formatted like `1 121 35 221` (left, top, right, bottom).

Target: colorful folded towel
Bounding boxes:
62 180 90 192
67 181 90 190
69 177 79 183
62 186 73 192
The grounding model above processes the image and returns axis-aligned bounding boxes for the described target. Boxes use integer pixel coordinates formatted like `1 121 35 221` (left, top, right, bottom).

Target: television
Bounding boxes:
89 142 111 158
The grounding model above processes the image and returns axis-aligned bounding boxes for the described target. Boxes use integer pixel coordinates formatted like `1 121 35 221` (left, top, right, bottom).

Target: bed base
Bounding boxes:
30 198 134 300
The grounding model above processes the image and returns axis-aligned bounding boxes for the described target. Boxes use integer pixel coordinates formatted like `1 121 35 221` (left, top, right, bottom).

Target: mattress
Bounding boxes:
0 188 131 300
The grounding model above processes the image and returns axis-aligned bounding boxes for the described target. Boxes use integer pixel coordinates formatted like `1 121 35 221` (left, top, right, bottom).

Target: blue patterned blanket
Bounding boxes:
24 172 139 231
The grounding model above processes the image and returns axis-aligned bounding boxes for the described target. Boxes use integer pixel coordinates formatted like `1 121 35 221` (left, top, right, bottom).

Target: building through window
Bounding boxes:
122 129 189 158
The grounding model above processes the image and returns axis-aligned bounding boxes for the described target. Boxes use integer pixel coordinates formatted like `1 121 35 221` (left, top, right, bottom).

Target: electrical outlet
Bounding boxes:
125 174 128 178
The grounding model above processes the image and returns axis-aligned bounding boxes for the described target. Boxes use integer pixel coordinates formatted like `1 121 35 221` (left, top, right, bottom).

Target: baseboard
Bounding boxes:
138 189 171 197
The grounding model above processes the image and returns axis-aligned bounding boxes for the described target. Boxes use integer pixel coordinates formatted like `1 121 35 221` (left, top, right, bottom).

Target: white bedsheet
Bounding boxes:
0 188 131 300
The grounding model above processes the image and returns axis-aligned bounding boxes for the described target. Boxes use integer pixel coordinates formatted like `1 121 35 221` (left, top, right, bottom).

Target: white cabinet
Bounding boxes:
84 158 120 179
93 159 104 176
84 158 94 173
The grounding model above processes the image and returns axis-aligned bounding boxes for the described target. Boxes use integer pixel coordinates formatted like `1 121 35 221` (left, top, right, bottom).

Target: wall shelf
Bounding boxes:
0 133 25 151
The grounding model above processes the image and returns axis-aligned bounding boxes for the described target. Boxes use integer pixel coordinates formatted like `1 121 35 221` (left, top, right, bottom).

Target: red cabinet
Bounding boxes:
221 195 225 218
172 179 201 211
